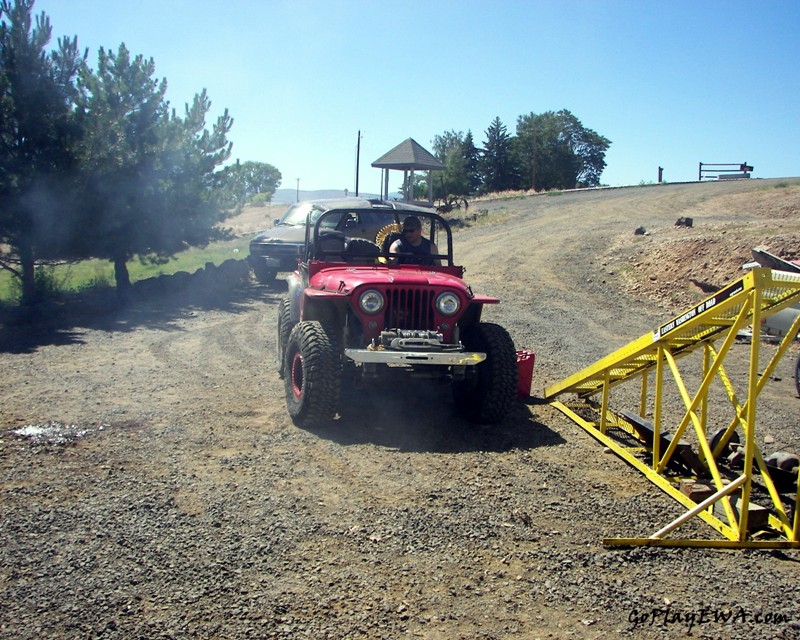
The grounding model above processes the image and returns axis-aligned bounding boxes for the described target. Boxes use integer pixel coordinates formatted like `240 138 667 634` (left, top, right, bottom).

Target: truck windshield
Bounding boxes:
280 203 342 228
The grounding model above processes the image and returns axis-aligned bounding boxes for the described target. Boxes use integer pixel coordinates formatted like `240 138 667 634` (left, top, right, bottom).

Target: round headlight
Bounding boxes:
359 289 385 314
436 292 460 316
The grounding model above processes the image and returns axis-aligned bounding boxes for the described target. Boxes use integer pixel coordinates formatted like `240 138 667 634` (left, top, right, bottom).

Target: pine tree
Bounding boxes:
0 0 84 304
461 130 481 195
76 45 233 293
480 117 515 194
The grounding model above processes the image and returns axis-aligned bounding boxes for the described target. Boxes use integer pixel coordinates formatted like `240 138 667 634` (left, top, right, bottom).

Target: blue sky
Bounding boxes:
33 0 800 194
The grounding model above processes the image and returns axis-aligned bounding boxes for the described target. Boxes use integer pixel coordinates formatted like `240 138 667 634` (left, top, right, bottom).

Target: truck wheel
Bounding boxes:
453 322 518 424
253 265 278 284
284 321 341 427
276 298 295 378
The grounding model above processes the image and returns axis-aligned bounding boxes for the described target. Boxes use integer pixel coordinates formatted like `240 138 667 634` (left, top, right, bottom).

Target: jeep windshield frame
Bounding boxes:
302 208 455 267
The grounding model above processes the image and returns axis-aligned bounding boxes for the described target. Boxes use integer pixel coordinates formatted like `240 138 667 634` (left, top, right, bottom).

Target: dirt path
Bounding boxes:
2 178 800 639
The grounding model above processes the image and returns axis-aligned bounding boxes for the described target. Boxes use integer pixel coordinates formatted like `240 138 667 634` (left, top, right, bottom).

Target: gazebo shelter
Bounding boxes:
371 138 444 204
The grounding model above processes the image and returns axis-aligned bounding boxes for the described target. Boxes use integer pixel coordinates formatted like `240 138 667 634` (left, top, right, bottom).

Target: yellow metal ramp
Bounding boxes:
545 268 800 548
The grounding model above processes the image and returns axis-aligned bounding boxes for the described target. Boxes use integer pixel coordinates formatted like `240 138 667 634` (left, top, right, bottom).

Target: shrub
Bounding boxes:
249 193 273 207
10 265 68 303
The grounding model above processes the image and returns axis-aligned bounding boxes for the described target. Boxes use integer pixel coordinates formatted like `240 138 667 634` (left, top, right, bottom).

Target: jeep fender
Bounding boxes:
460 299 496 328
286 271 303 323
300 289 348 325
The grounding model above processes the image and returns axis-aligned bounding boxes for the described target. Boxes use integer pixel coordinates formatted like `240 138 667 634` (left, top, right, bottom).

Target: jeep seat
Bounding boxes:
345 238 380 264
315 231 347 261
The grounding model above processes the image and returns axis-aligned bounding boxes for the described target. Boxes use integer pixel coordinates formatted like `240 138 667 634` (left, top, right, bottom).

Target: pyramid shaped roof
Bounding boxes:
371 138 444 171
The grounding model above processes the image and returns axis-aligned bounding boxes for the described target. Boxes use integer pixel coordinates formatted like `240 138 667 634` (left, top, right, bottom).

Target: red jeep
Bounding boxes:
277 200 518 427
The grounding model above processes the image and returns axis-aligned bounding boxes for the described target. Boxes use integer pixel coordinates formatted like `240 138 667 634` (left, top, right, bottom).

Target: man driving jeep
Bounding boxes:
389 216 441 265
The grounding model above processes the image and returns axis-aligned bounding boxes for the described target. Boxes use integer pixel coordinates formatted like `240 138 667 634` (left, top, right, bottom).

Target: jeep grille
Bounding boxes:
385 288 435 330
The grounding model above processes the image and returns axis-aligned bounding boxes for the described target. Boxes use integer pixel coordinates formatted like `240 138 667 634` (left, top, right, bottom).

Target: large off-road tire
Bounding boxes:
452 322 518 424
284 321 341 427
344 238 380 263
276 298 294 378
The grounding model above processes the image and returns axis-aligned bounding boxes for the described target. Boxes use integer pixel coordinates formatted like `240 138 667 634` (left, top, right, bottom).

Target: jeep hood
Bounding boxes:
310 267 474 296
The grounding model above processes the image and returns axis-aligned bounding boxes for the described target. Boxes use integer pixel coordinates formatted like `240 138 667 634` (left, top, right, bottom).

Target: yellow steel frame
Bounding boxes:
544 268 800 548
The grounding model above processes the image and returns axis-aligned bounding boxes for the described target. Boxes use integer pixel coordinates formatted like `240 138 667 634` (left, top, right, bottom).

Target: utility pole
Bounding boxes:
355 130 361 197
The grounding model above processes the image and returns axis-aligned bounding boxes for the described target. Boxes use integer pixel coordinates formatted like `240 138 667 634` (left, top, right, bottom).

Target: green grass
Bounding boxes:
0 236 251 303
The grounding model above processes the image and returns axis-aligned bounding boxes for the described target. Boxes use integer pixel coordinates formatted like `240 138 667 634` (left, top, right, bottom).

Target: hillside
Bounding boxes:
458 177 800 315
601 179 800 312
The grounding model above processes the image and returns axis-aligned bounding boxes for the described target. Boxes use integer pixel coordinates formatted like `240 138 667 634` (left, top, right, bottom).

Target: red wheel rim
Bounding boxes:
290 352 304 400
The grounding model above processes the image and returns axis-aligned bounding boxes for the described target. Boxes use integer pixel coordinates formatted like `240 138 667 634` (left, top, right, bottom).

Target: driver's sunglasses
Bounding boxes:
404 227 420 234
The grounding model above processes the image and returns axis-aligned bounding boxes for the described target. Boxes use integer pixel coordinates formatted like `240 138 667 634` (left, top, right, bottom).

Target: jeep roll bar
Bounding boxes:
302 208 455 267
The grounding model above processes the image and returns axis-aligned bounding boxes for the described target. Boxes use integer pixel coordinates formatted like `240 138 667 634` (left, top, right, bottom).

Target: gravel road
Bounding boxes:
2 178 800 639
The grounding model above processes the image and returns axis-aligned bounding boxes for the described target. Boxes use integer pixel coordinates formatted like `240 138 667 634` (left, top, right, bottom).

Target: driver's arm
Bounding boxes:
388 238 403 263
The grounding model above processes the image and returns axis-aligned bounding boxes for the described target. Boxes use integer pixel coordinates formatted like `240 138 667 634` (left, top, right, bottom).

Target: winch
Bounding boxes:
376 329 459 351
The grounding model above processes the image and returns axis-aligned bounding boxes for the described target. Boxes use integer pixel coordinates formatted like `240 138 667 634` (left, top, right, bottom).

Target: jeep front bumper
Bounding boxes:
344 349 486 366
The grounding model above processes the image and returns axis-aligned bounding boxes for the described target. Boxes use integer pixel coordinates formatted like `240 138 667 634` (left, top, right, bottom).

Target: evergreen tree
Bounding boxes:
479 117 515 194
0 0 85 304
75 44 233 292
461 130 481 195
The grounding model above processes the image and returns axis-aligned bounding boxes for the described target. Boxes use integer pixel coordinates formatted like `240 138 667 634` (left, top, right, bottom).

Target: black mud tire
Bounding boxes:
452 322 518 424
276 298 294 378
284 321 341 427
345 238 380 262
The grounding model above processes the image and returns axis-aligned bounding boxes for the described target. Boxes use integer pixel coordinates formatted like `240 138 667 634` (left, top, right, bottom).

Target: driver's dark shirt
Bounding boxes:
395 236 434 265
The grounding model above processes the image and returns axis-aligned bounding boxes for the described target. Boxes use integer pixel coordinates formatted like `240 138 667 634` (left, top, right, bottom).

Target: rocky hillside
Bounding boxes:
604 180 800 312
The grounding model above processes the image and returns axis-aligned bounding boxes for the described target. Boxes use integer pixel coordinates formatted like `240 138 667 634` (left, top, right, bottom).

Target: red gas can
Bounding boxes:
516 350 535 398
